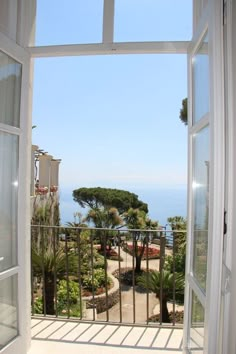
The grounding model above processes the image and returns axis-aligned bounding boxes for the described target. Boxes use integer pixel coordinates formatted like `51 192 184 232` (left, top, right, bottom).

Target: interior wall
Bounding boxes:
0 0 36 48
0 0 18 42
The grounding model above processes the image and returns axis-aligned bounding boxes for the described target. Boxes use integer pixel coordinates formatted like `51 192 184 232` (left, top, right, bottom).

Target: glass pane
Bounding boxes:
192 126 209 290
192 33 209 123
0 132 18 271
35 0 103 46
0 275 18 349
190 292 204 351
114 0 192 42
0 51 21 127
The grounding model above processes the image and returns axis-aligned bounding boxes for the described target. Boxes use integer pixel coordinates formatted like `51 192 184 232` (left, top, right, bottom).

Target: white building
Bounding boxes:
0 1 235 353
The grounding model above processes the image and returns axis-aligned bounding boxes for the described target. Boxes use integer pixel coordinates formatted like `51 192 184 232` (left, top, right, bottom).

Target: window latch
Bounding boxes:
224 210 227 235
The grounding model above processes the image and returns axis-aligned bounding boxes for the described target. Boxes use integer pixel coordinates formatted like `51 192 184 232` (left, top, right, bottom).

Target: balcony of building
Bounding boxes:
28 225 203 353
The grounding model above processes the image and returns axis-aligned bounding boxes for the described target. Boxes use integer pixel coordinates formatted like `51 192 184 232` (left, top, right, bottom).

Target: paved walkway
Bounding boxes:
106 244 162 273
97 244 183 323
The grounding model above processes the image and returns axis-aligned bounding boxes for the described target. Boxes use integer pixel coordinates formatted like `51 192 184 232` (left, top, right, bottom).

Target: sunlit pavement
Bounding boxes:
29 318 184 354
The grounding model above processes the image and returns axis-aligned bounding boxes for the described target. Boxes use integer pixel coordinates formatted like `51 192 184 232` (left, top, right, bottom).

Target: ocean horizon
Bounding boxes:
59 186 187 227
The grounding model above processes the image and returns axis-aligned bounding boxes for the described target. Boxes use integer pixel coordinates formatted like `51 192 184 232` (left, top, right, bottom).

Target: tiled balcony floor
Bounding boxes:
28 318 184 354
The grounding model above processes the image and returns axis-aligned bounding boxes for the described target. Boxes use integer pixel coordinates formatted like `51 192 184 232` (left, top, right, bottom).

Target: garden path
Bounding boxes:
97 244 182 323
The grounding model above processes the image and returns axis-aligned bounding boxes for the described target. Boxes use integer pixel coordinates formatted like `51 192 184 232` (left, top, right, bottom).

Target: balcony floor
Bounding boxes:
28 318 184 354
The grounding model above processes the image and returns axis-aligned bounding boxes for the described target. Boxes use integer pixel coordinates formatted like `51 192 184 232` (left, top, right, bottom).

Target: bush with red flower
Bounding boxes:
35 186 48 195
124 244 160 260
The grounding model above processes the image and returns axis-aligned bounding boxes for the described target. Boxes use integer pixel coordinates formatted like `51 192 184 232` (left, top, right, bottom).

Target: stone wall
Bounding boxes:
83 274 120 314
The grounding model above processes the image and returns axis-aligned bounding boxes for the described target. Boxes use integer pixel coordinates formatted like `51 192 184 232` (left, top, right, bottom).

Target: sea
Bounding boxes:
59 187 187 227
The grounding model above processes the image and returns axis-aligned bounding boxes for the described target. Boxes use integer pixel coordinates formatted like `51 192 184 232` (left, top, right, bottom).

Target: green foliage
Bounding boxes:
31 198 60 227
34 280 83 317
138 270 185 322
93 253 105 268
32 245 78 278
123 208 158 230
165 216 187 279
137 270 185 300
123 208 147 229
32 245 78 315
57 280 81 316
85 207 123 229
123 208 159 272
73 187 148 214
167 216 187 255
82 268 111 291
164 253 186 275
34 297 43 314
31 203 51 225
179 97 188 125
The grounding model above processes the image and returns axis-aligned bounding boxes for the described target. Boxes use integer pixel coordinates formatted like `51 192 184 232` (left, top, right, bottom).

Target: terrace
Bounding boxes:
28 226 202 353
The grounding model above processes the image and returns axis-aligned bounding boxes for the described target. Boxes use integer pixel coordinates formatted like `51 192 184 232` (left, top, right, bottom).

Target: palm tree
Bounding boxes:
32 245 77 315
137 270 184 323
123 208 158 273
84 207 123 250
167 216 187 254
85 207 123 228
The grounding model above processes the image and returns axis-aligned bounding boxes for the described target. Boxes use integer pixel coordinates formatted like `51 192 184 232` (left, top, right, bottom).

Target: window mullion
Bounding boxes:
103 0 114 43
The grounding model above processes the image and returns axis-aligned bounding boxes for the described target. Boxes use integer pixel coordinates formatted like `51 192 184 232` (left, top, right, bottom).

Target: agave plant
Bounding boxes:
137 270 185 323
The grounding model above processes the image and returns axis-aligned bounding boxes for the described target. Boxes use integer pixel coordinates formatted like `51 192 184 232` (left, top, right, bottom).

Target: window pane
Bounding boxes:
35 0 103 46
114 0 192 42
0 51 21 127
192 126 209 290
190 292 204 351
0 275 18 349
192 33 209 123
0 132 18 271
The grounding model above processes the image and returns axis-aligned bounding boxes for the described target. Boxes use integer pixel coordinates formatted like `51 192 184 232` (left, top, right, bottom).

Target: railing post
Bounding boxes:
159 233 166 325
159 233 166 272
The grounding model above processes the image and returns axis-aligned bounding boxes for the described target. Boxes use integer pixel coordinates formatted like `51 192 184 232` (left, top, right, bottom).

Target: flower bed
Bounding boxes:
124 244 160 260
149 310 184 324
96 245 123 261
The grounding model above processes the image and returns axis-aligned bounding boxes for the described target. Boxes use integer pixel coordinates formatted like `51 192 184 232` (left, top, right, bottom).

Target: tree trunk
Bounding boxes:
135 255 142 273
44 275 55 315
160 296 170 323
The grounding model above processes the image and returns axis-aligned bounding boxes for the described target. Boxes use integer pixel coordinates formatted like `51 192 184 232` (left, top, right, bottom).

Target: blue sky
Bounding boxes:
32 1 192 223
35 0 192 45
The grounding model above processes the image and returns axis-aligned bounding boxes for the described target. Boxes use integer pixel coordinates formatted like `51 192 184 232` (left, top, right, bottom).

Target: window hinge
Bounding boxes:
224 210 227 235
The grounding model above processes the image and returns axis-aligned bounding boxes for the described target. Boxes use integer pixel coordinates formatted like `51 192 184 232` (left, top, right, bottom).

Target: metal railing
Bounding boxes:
31 225 186 327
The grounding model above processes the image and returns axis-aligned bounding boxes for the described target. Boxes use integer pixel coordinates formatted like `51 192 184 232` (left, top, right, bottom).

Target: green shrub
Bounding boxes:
164 253 186 275
82 268 111 291
57 279 80 311
33 297 43 314
32 280 83 317
93 253 105 268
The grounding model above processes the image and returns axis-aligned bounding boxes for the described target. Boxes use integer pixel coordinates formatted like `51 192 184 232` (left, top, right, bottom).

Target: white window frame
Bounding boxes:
0 1 228 353
0 30 31 354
